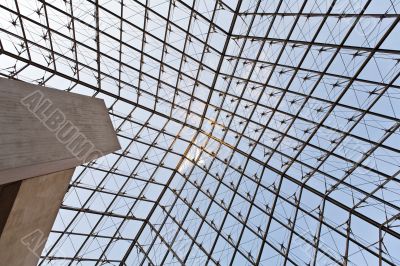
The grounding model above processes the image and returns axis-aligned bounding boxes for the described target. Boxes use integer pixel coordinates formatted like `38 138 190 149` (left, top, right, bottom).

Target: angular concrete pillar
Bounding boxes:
0 78 120 265
0 169 74 265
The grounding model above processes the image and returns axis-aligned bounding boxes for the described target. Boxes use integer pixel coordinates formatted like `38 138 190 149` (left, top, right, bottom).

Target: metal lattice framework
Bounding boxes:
1 0 400 265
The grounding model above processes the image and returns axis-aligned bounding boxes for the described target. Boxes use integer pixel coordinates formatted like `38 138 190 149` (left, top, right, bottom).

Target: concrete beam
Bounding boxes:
0 78 121 265
0 78 120 185
0 169 75 266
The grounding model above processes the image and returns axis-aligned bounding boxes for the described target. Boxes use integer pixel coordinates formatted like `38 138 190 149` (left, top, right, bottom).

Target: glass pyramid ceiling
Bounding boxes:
1 0 400 265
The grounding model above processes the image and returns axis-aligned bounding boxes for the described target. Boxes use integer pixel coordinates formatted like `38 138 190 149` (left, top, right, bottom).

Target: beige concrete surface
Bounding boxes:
0 78 120 185
0 168 75 266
